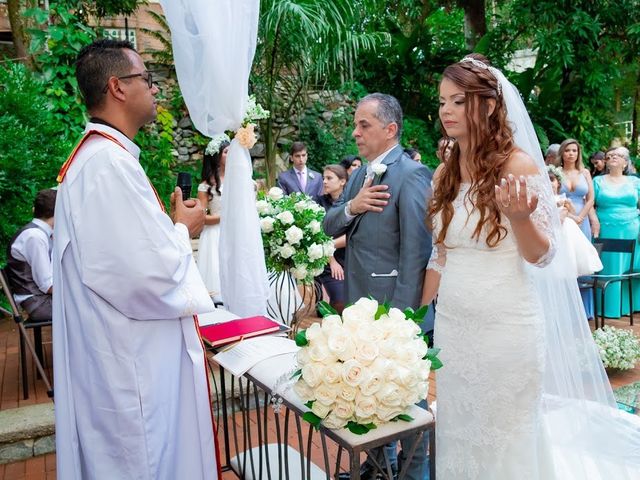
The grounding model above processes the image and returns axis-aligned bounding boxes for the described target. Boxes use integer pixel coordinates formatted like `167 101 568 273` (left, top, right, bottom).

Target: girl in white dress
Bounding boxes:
197 134 229 303
422 54 640 479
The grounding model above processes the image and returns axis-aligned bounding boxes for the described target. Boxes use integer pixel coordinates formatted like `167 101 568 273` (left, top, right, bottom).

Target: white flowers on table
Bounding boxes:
593 326 640 370
256 190 333 284
292 298 441 435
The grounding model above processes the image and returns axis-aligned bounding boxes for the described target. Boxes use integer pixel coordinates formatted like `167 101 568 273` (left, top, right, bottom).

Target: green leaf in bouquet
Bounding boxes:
422 333 430 345
295 330 309 347
427 347 441 357
403 307 415 319
414 304 430 322
374 300 390 320
304 400 315 409
290 369 302 380
302 411 322 430
317 301 338 317
346 421 377 435
394 414 414 422
428 356 443 371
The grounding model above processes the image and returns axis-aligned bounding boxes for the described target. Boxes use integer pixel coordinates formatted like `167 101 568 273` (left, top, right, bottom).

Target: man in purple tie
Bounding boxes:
277 141 324 202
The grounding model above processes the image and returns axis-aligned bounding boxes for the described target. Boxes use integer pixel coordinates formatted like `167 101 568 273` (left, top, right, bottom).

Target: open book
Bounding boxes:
199 315 286 348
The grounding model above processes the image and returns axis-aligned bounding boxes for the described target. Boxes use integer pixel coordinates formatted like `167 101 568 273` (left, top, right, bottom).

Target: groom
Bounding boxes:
324 93 432 479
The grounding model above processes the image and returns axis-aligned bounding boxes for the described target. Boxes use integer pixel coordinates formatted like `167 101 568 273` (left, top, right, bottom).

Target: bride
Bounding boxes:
422 54 640 479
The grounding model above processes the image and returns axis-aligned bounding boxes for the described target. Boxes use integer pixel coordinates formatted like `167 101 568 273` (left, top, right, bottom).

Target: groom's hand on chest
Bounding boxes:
348 177 390 215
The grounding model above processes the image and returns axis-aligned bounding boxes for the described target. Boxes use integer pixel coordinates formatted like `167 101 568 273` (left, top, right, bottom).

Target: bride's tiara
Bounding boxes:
460 56 502 96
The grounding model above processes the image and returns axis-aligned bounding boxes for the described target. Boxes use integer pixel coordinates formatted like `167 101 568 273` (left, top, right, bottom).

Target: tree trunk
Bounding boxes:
264 116 277 188
7 0 33 68
460 0 487 51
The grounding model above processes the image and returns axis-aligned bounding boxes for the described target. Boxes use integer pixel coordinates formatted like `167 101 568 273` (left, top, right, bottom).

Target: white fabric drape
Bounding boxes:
160 0 269 316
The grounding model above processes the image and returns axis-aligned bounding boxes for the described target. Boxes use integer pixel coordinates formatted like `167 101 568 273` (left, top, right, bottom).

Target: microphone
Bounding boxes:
176 172 192 201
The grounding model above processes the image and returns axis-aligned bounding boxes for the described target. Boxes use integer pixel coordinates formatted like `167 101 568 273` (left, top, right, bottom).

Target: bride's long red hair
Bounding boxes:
430 54 516 247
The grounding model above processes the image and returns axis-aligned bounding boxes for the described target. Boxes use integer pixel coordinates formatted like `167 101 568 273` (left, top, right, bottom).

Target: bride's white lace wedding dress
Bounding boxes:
431 177 640 479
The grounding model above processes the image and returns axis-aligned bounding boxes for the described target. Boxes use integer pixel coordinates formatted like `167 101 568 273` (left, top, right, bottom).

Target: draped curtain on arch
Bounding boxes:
159 0 269 317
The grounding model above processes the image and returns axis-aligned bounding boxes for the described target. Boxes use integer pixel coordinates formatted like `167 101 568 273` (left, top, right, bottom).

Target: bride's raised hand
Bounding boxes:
495 174 538 223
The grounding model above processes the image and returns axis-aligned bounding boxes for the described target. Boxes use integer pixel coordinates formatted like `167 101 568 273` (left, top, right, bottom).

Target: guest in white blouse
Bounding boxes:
6 189 56 321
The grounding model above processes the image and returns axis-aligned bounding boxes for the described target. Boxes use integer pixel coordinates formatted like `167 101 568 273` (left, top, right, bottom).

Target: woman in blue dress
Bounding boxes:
593 147 640 318
558 138 596 319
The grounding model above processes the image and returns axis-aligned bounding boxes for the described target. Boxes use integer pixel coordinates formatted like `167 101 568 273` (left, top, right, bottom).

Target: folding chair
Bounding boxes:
582 239 640 329
0 268 54 400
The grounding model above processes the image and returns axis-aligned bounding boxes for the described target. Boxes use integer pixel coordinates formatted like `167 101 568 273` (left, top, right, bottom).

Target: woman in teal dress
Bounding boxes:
593 147 640 318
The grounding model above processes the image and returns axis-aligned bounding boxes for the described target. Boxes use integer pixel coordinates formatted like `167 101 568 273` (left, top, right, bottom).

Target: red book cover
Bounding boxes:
199 316 283 347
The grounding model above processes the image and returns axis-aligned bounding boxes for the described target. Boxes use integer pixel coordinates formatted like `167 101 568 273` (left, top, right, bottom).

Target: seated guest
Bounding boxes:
317 165 348 312
6 189 56 321
277 141 323 202
593 147 640 318
339 154 362 177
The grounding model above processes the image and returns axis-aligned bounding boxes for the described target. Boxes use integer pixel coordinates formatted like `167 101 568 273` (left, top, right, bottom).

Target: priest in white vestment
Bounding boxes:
52 39 219 480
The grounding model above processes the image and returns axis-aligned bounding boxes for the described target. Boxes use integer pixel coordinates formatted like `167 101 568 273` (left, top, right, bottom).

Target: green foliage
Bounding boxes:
346 420 377 435
25 1 97 137
139 9 175 69
316 300 338 317
295 329 308 347
299 101 358 173
253 0 389 185
374 301 390 320
402 115 440 169
0 63 73 262
393 413 414 422
302 411 322 429
483 0 640 153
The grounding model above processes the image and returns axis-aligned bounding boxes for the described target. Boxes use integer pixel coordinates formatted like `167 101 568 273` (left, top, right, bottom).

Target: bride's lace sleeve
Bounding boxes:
427 215 447 274
427 244 447 274
526 174 558 268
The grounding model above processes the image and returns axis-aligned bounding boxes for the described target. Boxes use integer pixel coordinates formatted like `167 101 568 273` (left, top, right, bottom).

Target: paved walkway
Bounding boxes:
0 314 637 479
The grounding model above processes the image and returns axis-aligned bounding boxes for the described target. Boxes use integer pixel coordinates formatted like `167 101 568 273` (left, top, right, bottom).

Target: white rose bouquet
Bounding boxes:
257 188 334 284
292 298 442 434
593 326 640 370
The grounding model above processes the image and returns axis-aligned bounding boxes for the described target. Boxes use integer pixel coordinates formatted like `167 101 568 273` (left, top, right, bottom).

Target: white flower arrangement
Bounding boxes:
292 298 442 435
257 188 333 283
546 164 565 185
218 94 270 150
205 133 231 156
593 326 640 370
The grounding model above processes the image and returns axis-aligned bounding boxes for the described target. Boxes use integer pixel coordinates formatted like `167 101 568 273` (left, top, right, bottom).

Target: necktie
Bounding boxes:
297 170 307 192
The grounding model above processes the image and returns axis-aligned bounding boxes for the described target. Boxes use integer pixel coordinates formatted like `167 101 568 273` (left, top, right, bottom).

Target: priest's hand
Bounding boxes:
171 187 206 238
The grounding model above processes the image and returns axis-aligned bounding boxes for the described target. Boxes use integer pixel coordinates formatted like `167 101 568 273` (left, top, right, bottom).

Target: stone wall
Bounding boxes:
153 75 354 176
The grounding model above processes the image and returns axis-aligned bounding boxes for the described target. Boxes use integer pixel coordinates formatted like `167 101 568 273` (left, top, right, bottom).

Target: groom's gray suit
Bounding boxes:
324 144 432 311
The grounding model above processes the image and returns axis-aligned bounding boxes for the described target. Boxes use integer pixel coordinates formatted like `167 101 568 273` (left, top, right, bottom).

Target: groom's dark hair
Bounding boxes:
76 38 136 110
358 93 403 140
